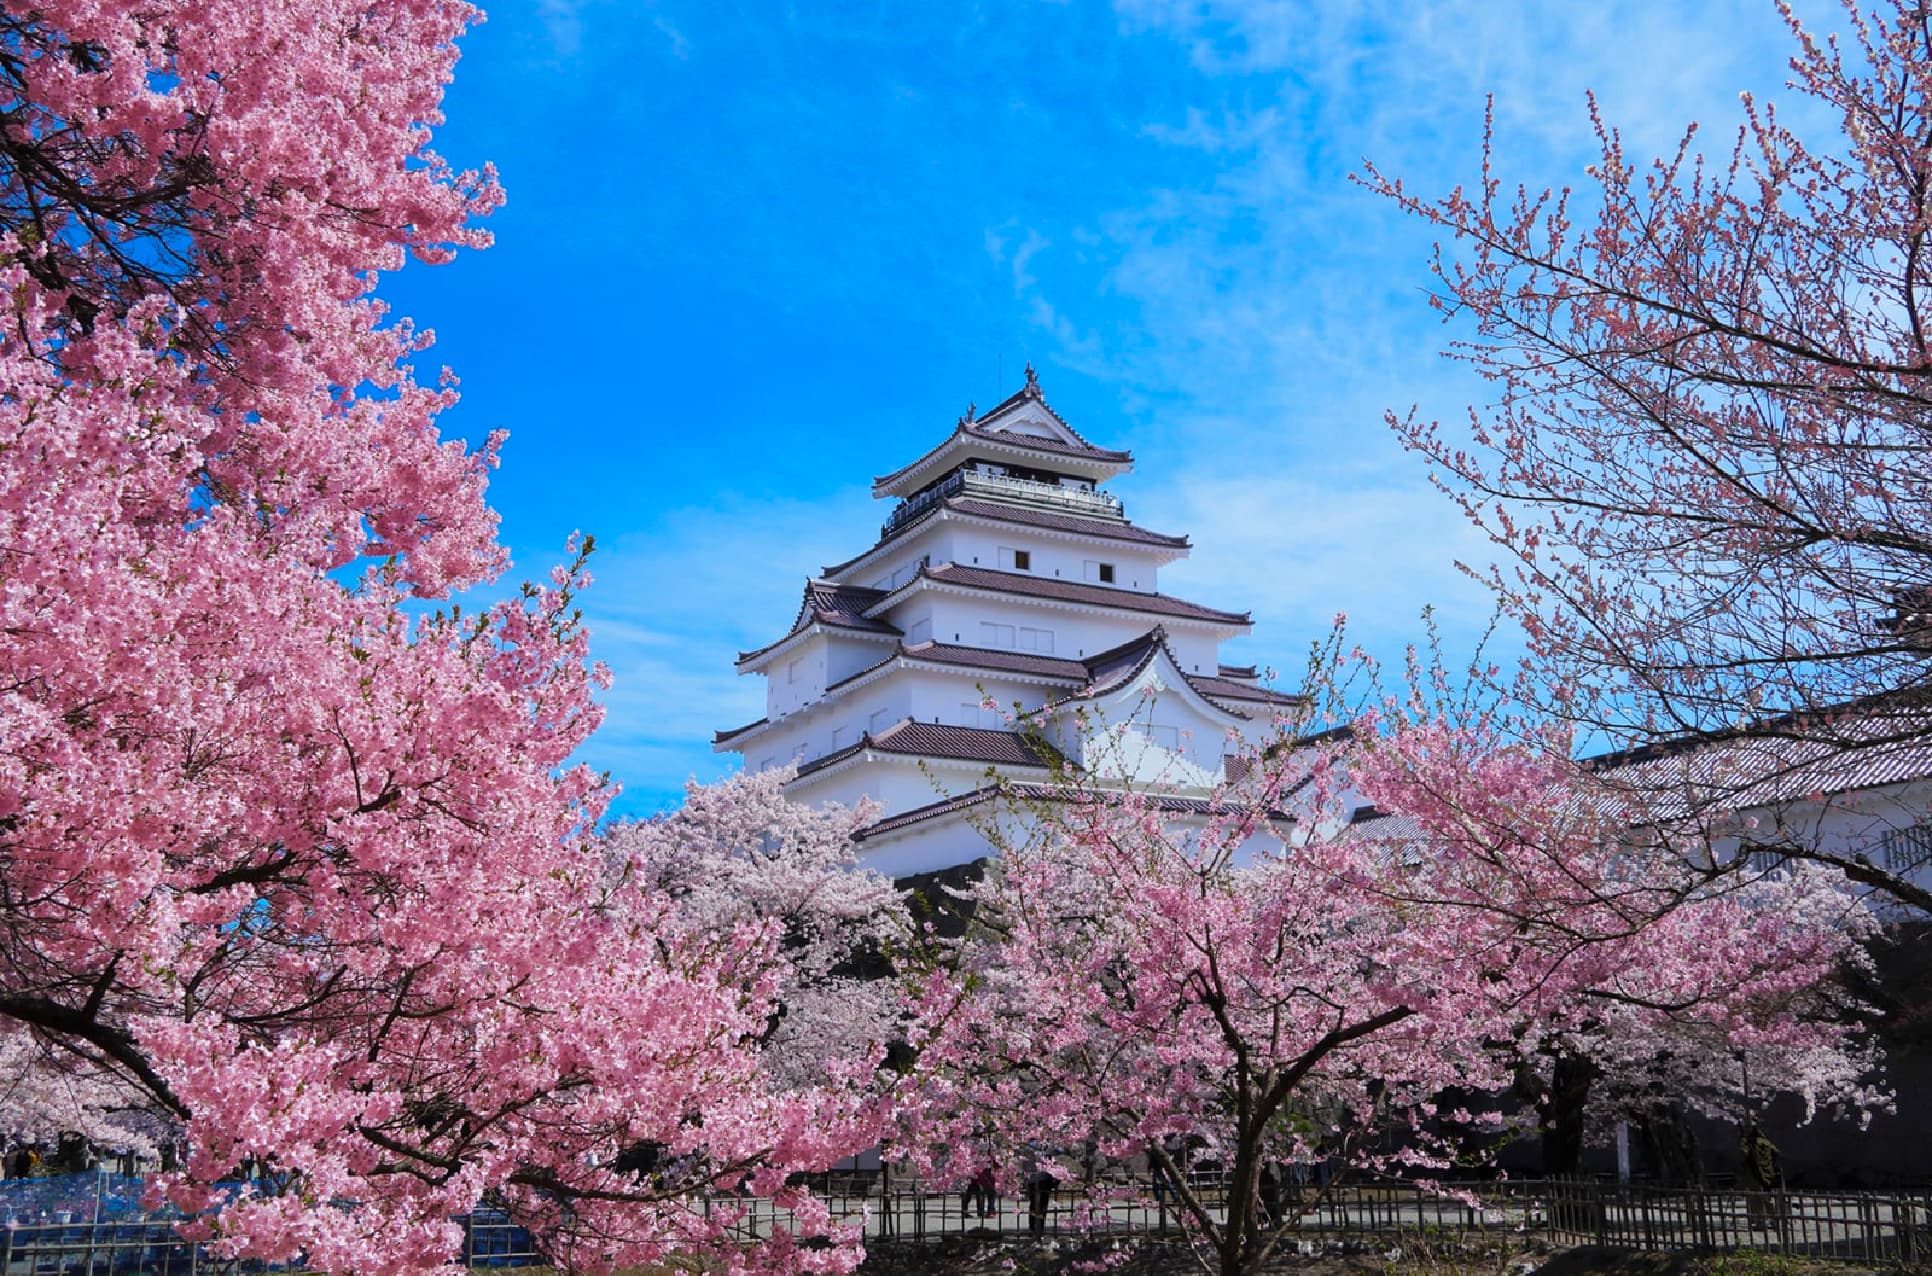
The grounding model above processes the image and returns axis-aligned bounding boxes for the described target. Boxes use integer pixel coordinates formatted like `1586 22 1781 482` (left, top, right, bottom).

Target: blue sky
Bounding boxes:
381 0 1833 816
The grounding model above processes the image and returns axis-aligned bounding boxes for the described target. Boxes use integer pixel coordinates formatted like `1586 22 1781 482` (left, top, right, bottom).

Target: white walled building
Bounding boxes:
715 369 1302 874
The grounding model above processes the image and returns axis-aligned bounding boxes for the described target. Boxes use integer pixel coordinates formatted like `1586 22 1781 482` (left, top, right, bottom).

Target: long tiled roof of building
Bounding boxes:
1080 627 1169 696
714 717 768 745
794 719 1067 780
815 640 1090 702
871 426 1132 491
950 499 1185 545
852 781 1292 843
896 640 1091 681
1039 627 1256 720
890 563 1251 627
1187 674 1303 707
1583 707 1932 818
723 628 1294 751
823 496 1188 578
736 580 899 664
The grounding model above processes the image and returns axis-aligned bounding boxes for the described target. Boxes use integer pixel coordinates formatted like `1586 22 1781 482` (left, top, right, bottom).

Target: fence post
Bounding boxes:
460 1215 473 1269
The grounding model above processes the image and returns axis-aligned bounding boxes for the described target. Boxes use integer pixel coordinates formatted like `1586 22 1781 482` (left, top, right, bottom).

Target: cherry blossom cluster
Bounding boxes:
0 5 887 1274
894 705 1874 1276
1362 0 1932 917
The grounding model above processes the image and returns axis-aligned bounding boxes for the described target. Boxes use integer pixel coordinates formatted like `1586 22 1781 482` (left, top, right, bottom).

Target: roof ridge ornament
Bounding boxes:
1022 363 1042 398
958 401 977 427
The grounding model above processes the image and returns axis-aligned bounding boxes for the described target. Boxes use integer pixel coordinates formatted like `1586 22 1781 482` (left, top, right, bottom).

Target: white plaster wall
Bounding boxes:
783 763 880 810
743 678 914 771
763 636 827 719
1226 710 1291 754
1163 630 1222 675
897 670 1046 728
759 634 901 722
792 756 1024 820
854 529 953 593
857 820 1000 878
944 526 1168 594
825 635 893 685
903 592 1214 662
1700 777 1932 917
851 797 1291 878
1057 681 1236 788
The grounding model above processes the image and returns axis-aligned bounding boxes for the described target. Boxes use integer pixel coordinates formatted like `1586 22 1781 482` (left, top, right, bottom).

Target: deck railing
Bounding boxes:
883 470 1125 536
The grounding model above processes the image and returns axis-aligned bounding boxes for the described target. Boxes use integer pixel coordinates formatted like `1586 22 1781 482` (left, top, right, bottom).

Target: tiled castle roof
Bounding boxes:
880 563 1251 627
793 719 1066 780
1186 674 1302 706
852 781 1291 843
823 496 1189 578
736 580 898 665
872 372 1132 492
715 629 1299 748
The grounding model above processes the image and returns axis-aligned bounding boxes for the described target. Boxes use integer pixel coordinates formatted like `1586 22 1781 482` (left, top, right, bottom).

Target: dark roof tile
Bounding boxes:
871 389 1130 490
898 641 1090 681
714 717 768 745
853 781 1292 842
901 563 1251 627
1188 675 1303 707
794 720 1066 780
823 497 1186 578
736 580 900 664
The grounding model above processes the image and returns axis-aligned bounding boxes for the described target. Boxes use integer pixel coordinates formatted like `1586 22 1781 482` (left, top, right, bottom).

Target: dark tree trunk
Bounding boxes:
1635 1101 1703 1185
1540 1050 1598 1176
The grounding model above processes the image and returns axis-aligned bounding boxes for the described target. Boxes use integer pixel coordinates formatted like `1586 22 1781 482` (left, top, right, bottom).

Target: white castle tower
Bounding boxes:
715 369 1299 874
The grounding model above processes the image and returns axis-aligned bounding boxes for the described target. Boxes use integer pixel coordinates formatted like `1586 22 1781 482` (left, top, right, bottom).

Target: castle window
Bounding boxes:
1085 560 1115 584
1018 627 1054 653
960 702 1003 729
1880 823 1932 874
981 622 1016 650
1739 842 1788 873
1000 546 1031 571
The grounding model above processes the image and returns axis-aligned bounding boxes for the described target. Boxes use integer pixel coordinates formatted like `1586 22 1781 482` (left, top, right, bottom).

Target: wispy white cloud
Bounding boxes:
471 0 1867 802
985 0 1846 676
651 14 691 59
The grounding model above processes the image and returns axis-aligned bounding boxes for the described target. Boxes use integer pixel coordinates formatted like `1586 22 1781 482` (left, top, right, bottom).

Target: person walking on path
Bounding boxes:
1739 1120 1783 1232
962 1165 997 1222
1022 1143 1057 1238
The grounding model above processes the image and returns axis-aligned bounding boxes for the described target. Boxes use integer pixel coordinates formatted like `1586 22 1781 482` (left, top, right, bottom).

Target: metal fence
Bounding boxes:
729 1175 1932 1265
2 1174 1928 1270
0 1179 541 1276
1527 1179 1932 1266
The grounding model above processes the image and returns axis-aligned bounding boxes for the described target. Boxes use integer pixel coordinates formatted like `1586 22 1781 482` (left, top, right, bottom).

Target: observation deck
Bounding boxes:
882 469 1124 538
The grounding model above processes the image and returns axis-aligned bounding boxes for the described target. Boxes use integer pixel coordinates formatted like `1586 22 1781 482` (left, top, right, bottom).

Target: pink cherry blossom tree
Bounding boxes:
0 5 882 1274
0 1021 169 1163
601 770 910 1092
895 704 1873 1276
1361 0 1932 916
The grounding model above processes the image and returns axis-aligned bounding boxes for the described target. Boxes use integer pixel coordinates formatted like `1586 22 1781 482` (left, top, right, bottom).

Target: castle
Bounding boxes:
714 369 1300 874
